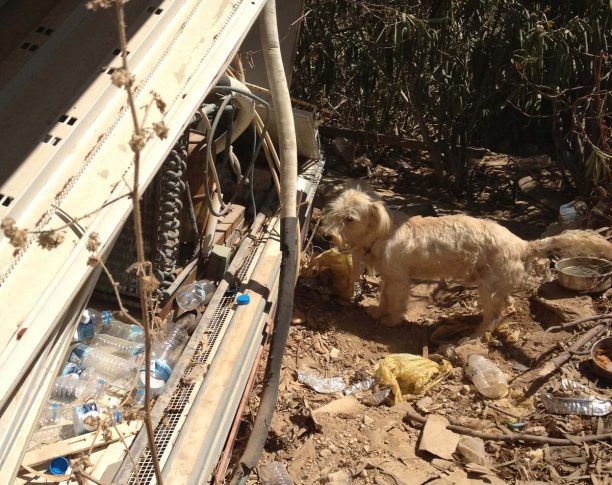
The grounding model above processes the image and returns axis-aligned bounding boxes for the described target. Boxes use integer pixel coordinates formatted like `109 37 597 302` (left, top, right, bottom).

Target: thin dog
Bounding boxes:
320 188 612 337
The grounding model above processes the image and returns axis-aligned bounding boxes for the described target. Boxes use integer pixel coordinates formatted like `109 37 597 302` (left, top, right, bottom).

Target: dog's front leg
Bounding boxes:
379 275 412 327
350 250 366 288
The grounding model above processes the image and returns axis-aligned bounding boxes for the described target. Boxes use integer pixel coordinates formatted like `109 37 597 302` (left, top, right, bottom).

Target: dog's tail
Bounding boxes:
528 229 612 260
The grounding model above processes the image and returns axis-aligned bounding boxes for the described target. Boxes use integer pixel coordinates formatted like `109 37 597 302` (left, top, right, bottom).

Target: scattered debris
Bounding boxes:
418 414 461 460
322 470 350 485
311 396 362 419
534 281 596 322
343 377 376 395
297 370 346 394
375 354 452 404
540 379 611 416
456 436 489 466
259 461 294 485
301 249 354 299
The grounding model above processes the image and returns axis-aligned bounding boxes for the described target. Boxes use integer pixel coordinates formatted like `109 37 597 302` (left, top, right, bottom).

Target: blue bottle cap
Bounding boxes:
236 294 250 305
49 456 70 475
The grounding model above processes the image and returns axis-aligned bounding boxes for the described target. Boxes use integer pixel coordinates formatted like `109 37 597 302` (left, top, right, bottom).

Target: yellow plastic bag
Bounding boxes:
301 248 354 299
375 354 452 404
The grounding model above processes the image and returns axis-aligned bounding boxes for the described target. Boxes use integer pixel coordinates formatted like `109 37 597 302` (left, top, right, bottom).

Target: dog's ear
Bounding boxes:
370 200 392 235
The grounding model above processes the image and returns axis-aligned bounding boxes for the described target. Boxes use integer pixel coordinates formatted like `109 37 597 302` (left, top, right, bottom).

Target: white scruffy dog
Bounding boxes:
320 188 612 337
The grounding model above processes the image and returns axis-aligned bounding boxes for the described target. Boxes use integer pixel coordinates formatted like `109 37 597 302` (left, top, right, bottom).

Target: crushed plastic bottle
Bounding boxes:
69 344 138 386
138 323 188 395
175 280 216 311
90 333 144 359
259 461 294 485
466 355 508 399
73 310 96 342
50 369 107 403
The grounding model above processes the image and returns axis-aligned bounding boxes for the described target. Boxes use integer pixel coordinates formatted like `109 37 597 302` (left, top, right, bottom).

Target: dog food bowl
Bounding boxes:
591 336 612 382
555 257 612 293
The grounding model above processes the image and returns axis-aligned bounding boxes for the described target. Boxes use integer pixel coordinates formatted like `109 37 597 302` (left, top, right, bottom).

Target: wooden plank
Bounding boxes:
22 421 141 468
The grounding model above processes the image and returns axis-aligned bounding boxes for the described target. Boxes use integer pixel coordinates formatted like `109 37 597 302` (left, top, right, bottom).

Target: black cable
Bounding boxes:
196 85 273 218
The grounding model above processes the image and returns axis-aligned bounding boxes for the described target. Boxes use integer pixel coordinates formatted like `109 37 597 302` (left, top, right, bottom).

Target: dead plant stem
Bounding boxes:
113 1 163 483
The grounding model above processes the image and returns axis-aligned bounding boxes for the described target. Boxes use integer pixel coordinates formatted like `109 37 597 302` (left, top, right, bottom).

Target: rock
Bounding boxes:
288 438 316 479
454 341 488 365
329 347 340 359
418 414 461 460
323 470 350 485
449 416 493 431
456 436 489 466
431 458 455 471
320 448 332 457
312 396 362 419
416 396 434 413
534 281 595 323
363 414 374 426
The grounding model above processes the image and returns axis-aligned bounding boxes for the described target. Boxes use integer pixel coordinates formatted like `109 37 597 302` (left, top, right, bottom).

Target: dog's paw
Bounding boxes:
367 306 383 319
381 314 404 327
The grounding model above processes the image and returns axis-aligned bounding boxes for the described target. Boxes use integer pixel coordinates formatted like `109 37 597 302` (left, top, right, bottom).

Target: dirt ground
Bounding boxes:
229 152 612 485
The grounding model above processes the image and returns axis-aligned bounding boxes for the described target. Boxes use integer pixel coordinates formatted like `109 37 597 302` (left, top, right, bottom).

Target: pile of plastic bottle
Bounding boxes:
36 308 189 440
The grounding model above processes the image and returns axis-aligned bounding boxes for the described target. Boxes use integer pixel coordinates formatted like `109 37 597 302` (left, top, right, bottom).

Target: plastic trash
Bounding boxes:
259 461 293 485
138 323 188 395
362 388 392 406
236 293 250 305
49 456 70 476
39 402 64 426
343 377 377 395
301 248 354 299
83 308 145 343
466 355 508 399
375 354 452 404
297 370 346 394
69 344 138 386
73 402 101 435
73 310 96 342
176 280 216 311
50 370 106 403
540 379 611 416
90 333 144 359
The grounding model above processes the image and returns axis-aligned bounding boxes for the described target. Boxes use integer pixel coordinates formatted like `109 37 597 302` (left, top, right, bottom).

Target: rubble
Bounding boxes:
418 414 461 460
456 436 489 466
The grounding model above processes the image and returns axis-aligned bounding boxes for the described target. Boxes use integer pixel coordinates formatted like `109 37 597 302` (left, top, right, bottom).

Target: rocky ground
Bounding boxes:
229 151 612 485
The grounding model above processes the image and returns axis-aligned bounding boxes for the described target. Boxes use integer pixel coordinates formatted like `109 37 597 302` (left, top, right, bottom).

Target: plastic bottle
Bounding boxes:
175 280 216 311
69 344 138 385
38 402 64 426
73 402 101 435
138 323 189 395
466 355 508 399
73 310 96 342
259 461 294 485
82 308 145 343
50 369 107 403
89 333 144 359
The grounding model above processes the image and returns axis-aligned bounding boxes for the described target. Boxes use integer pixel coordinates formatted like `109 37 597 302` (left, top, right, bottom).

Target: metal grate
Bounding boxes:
127 221 268 484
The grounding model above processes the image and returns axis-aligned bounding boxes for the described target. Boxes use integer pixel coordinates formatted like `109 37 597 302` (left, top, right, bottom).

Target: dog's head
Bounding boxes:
319 189 391 249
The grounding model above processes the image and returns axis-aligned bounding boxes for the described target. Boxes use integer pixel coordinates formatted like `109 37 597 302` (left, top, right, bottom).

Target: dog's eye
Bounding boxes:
345 215 355 223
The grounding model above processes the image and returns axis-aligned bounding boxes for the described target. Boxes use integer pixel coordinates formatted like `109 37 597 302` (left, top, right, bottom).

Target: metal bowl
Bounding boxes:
591 336 612 382
555 257 612 293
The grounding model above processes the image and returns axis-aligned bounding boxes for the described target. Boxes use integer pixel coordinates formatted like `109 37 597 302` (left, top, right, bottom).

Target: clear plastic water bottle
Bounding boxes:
39 402 65 426
89 334 144 359
74 310 96 342
138 324 189 395
466 355 508 399
50 369 107 403
82 308 145 343
259 461 294 485
69 344 138 385
175 280 216 311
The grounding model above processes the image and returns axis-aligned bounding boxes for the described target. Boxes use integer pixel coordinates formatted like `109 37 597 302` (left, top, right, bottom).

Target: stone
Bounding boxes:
312 396 362 419
418 414 461 460
534 281 595 323
323 470 350 485
416 396 434 413
363 414 374 426
456 436 489 466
